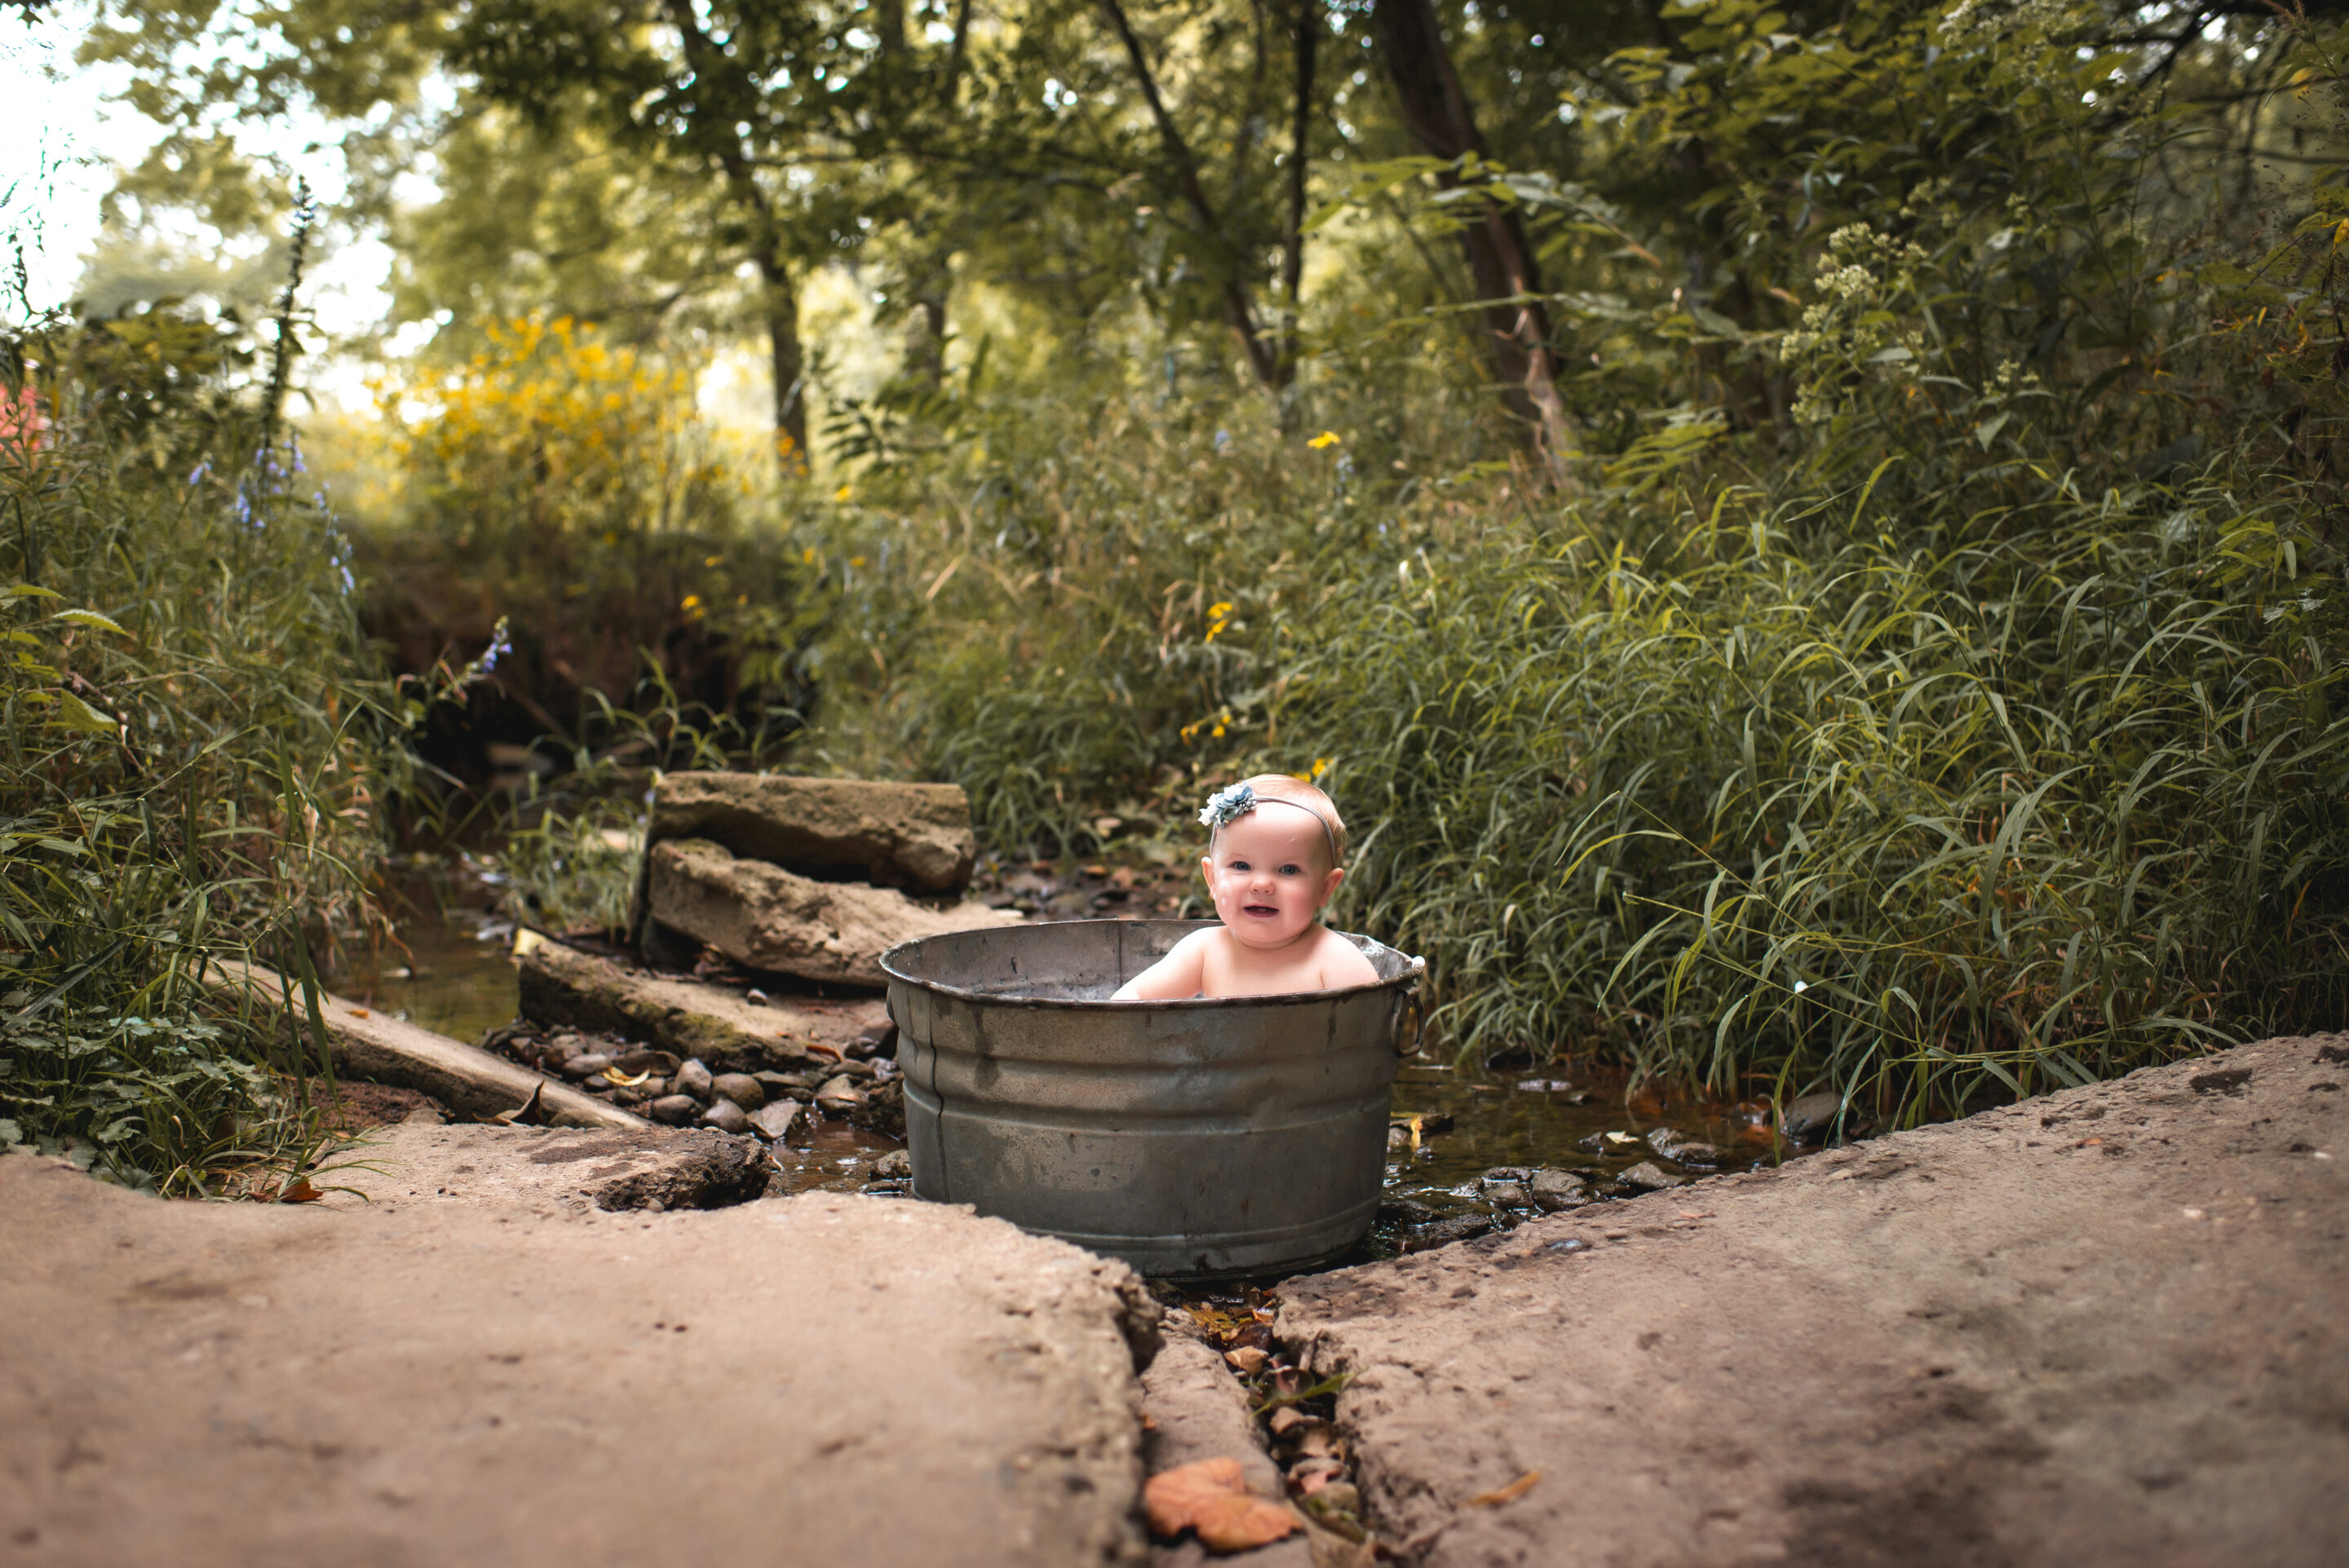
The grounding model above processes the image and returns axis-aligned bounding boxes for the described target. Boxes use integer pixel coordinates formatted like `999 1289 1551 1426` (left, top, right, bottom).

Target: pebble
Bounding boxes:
1481 1181 1530 1208
699 1098 751 1135
648 1095 699 1126
1782 1091 1860 1142
747 1101 803 1142
871 1150 912 1180
710 1072 767 1111
562 1053 611 1080
754 1070 813 1101
673 1058 714 1103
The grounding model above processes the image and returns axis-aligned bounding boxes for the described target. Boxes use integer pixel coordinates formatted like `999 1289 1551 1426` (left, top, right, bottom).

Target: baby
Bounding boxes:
1112 775 1382 1000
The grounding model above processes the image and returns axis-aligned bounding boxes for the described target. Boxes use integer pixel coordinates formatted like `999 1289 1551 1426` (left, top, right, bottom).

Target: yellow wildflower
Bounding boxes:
1307 431 1341 450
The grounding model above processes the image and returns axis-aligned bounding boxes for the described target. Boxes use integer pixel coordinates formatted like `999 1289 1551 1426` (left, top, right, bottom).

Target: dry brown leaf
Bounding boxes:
1469 1470 1541 1507
1146 1458 1303 1553
1225 1345 1269 1374
278 1178 322 1204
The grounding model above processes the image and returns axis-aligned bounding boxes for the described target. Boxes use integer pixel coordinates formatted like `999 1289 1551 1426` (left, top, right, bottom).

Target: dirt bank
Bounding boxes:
1276 1032 2349 1567
0 1124 1157 1567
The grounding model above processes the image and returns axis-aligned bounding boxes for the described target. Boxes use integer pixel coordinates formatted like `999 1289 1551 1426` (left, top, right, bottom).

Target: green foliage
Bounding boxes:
0 307 393 1191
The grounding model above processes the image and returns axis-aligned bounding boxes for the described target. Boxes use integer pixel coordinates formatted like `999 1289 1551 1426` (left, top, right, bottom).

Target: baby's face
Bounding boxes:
1201 808 1343 952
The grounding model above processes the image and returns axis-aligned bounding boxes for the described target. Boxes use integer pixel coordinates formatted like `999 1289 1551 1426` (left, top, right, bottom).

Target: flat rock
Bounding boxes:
303 1120 769 1214
0 1144 1159 1566
1276 1034 2349 1566
648 838 1020 987
649 771 980 892
519 941 886 1074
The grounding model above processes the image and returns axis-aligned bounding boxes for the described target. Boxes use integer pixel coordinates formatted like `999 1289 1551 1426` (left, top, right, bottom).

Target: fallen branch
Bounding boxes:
202 959 644 1130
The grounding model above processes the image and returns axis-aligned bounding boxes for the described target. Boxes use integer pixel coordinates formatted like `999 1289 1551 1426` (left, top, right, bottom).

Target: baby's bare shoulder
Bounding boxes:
1315 927 1381 986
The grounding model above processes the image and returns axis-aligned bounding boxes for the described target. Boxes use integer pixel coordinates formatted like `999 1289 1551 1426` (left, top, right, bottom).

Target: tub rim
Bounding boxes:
879 917 1425 1012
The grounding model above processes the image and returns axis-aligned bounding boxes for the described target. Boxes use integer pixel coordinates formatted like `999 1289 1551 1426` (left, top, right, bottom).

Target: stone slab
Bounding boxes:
517 939 887 1075
0 1146 1159 1567
650 771 980 891
648 837 1019 987
1275 1034 2349 1567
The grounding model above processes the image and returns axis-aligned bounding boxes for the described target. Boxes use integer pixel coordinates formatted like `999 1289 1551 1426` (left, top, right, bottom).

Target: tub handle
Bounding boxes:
1391 983 1427 1057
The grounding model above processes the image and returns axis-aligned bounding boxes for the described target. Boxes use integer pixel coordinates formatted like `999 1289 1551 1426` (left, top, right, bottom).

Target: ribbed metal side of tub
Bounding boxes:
881 920 1423 1279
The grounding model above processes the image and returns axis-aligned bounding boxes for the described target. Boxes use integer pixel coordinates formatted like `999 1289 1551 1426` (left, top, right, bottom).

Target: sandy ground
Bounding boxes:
1276 1032 2349 1568
0 1124 1158 1568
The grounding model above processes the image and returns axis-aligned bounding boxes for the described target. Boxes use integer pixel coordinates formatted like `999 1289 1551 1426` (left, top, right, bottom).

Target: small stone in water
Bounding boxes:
699 1099 751 1135
648 1094 698 1126
745 987 769 1006
746 1101 803 1142
814 1075 865 1114
1528 1168 1591 1211
710 1073 766 1111
1615 1160 1688 1192
673 1058 714 1103
752 1071 811 1101
871 1150 912 1180
1482 1182 1530 1208
563 1053 611 1080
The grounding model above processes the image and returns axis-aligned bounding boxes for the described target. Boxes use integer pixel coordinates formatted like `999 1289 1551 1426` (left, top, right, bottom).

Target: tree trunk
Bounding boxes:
1099 0 1281 390
1371 0 1571 463
1276 0 1316 388
758 245 809 466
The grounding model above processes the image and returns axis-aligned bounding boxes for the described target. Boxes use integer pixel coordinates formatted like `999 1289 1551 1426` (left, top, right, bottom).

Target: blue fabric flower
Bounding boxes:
1198 783 1257 828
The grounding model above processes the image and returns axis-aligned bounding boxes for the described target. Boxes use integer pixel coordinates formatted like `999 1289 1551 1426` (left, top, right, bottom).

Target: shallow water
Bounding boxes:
348 901 522 1045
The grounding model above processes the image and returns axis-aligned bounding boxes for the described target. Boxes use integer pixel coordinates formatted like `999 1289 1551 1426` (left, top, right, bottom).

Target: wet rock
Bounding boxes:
814 1075 866 1115
710 1072 767 1112
611 1048 681 1077
1580 1129 1644 1155
1647 1129 1723 1168
562 1053 612 1080
612 1087 648 1108
850 1080 906 1139
1528 1168 1593 1211
699 1099 752 1135
747 1101 804 1142
648 771 984 892
1378 1197 1441 1228
754 1070 815 1101
674 1058 714 1103
1398 1213 1494 1254
517 941 879 1076
848 1022 900 1062
1480 1173 1531 1208
872 1150 912 1180
648 1095 700 1126
646 838 1020 987
1782 1092 1868 1143
1614 1160 1688 1193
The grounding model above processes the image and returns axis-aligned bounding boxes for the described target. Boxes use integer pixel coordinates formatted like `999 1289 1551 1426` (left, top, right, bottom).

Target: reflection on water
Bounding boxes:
350 872 522 1045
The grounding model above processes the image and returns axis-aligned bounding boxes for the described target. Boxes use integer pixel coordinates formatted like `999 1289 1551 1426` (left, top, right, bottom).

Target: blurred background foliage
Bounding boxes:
7 0 2349 1185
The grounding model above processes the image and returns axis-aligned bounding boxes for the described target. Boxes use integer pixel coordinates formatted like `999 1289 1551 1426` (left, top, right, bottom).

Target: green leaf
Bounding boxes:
4 583 62 600
51 609 130 637
1974 410 2011 449
52 693 119 735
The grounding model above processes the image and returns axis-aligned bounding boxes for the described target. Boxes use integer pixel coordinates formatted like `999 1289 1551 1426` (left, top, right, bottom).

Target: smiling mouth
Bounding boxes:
1241 903 1281 917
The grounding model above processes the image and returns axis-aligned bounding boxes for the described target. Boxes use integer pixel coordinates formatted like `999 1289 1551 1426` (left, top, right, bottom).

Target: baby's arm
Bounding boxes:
1113 930 1212 1000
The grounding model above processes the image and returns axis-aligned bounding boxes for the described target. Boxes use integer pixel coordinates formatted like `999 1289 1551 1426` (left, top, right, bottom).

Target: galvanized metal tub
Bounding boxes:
881 919 1426 1279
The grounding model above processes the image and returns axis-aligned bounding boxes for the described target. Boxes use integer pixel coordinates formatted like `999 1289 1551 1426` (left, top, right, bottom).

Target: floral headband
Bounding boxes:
1198 783 1339 863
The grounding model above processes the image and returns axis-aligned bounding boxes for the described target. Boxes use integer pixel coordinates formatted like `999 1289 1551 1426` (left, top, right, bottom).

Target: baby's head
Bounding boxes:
1196 775 1350 949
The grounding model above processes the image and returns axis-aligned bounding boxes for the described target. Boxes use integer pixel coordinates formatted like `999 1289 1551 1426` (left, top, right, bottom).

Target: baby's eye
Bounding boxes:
1227 859 1251 871
1278 864 1303 876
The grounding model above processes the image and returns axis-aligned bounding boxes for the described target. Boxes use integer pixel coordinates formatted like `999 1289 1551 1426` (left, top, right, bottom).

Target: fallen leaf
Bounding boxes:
278 1179 322 1204
601 1066 651 1087
350 1008 369 1018
1145 1457 1302 1552
1226 1345 1269 1375
803 1041 845 1062
1470 1470 1541 1508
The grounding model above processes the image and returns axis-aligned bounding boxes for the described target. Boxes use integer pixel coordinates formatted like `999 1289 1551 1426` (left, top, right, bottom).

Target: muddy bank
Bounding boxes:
1274 1034 2349 1567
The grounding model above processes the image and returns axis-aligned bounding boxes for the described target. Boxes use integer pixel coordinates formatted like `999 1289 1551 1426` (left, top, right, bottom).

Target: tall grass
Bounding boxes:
0 303 392 1192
